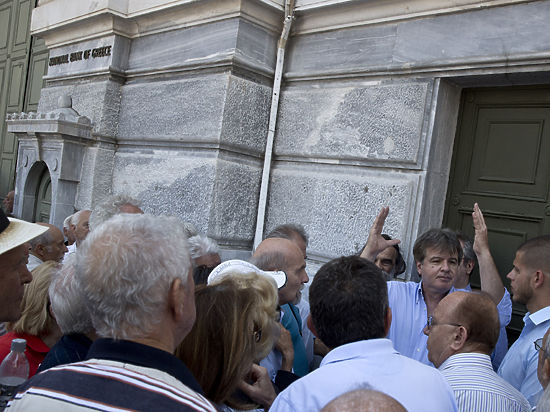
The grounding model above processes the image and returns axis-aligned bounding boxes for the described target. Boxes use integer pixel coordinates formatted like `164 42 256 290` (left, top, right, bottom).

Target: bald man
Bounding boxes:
251 238 309 306
27 223 68 271
321 389 406 412
425 291 530 412
250 238 309 386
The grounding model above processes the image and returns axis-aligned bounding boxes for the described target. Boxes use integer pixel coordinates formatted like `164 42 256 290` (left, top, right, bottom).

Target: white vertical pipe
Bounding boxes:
253 2 295 249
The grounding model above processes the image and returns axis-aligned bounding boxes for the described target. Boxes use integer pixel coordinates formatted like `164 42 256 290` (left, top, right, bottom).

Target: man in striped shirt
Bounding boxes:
9 214 217 412
425 290 530 412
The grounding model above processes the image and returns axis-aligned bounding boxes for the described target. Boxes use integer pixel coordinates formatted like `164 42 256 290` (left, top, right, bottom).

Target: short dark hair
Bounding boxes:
381 234 406 275
266 224 308 246
517 235 550 274
413 228 462 264
455 231 476 267
309 256 388 348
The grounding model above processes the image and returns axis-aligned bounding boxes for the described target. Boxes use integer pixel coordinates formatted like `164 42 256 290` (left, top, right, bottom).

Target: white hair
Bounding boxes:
75 213 192 340
71 210 89 226
49 254 93 335
63 214 74 229
188 235 219 260
538 386 550 412
89 194 142 231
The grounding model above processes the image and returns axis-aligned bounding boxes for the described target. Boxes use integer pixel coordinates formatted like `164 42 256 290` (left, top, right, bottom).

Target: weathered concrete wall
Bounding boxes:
26 0 550 274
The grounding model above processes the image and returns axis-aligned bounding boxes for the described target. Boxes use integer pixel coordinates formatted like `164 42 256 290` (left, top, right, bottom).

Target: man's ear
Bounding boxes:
35 244 45 259
307 314 318 338
416 261 423 276
168 278 185 322
451 325 468 351
533 270 546 289
384 306 392 336
465 260 475 276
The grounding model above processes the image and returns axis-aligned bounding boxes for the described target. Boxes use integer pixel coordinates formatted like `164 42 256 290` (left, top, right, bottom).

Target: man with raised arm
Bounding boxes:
361 204 511 366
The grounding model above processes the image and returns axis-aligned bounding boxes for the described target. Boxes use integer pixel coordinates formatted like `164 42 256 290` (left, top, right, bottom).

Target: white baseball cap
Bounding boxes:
207 259 287 289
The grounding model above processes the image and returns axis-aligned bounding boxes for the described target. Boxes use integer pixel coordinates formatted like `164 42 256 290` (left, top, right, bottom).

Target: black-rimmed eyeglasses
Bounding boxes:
425 316 462 331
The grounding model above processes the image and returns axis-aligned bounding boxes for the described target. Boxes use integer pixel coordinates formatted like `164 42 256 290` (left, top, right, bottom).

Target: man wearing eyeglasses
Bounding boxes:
361 204 509 367
497 235 550 407
424 291 530 412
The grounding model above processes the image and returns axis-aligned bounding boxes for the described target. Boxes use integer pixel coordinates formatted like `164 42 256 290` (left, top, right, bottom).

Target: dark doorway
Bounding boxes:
444 86 550 343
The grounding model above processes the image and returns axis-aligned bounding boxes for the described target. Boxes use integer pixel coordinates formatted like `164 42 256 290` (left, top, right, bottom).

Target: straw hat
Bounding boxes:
0 209 48 255
207 259 287 289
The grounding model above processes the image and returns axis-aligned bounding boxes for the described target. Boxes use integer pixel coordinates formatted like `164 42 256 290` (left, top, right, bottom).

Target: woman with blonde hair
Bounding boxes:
176 273 279 410
0 261 61 376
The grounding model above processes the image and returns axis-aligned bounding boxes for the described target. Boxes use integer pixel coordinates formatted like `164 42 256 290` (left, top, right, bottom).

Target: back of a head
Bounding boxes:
177 275 278 408
89 194 142 231
10 261 58 336
517 235 550 274
49 254 93 335
28 225 54 249
63 214 74 230
321 389 406 412
310 256 388 349
75 213 192 340
413 228 463 263
455 231 476 265
266 224 308 246
455 291 499 353
188 235 219 259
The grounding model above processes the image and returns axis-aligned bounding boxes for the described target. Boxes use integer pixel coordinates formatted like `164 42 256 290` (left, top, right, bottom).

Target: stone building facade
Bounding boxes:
5 0 550 323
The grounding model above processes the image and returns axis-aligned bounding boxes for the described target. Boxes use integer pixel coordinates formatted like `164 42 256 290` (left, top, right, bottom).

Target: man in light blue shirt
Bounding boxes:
270 255 458 412
498 234 550 407
362 204 510 366
426 291 530 412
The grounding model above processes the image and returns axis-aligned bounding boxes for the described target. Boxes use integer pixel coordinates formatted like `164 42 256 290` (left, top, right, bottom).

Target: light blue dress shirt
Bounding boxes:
498 306 550 407
269 338 457 412
387 281 512 367
440 352 530 412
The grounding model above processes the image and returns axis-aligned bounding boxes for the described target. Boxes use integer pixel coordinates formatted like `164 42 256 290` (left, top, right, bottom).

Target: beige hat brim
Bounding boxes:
0 218 48 255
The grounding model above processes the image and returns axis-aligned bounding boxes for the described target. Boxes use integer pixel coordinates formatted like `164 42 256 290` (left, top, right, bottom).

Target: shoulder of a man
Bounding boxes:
9 360 217 412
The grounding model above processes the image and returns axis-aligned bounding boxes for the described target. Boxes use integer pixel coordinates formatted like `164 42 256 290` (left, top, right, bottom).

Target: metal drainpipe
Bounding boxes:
253 0 295 249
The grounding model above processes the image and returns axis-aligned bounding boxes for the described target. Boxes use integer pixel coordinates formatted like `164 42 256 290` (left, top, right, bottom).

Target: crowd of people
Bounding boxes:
0 190 549 411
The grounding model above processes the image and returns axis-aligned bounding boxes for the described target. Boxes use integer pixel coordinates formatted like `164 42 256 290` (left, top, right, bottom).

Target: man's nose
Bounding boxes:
20 267 33 284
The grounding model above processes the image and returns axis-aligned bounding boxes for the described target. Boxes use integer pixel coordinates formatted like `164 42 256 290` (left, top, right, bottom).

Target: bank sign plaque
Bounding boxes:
49 45 113 67
45 36 125 79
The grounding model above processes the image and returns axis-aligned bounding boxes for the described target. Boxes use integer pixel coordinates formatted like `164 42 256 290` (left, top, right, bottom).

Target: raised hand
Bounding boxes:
360 206 401 261
238 364 277 409
472 203 490 256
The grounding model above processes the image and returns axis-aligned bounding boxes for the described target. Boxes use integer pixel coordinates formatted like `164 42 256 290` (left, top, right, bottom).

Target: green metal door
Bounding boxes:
444 86 550 342
0 0 47 205
33 167 50 223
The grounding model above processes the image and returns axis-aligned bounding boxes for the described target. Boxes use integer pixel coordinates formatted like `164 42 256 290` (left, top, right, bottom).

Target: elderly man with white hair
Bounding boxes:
37 255 96 372
188 234 221 285
9 214 217 411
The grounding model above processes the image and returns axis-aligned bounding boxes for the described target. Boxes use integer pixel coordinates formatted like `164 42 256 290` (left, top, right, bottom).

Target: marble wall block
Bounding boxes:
38 80 122 138
274 80 431 166
263 164 420 262
127 18 277 77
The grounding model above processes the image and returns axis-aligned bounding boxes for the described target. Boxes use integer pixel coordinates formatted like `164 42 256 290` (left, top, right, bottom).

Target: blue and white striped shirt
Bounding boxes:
441 352 530 412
